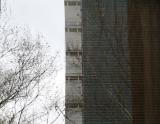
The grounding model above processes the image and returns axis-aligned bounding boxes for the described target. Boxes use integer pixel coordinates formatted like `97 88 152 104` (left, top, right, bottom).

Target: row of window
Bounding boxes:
65 102 83 108
66 76 83 80
65 1 80 6
65 28 81 32
65 22 81 27
66 50 82 56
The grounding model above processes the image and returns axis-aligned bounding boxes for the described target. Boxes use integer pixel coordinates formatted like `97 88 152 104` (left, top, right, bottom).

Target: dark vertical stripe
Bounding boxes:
128 1 160 124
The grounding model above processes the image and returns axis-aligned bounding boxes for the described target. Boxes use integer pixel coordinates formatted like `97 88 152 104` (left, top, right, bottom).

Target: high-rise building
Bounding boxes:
65 0 160 124
65 0 83 124
65 0 132 124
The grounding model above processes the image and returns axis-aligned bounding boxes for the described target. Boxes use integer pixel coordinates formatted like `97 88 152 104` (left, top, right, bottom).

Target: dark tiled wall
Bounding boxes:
82 0 132 124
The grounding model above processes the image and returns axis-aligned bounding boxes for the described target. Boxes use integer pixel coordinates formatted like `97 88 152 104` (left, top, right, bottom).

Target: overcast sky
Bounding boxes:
8 0 65 91
6 0 65 123
9 0 65 44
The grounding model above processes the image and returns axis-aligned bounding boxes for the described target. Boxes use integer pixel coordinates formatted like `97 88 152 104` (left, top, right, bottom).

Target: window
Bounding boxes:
66 76 83 81
67 28 82 32
65 1 81 6
66 50 82 56
66 51 77 56
68 1 76 6
69 28 77 32
65 102 83 108
65 1 67 6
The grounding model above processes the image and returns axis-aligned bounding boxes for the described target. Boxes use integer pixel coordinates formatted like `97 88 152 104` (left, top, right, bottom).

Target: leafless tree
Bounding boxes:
0 1 65 123
0 21 61 123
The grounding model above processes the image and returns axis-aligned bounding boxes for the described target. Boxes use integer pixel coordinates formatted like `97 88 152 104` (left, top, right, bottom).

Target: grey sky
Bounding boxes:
10 0 65 51
9 0 65 88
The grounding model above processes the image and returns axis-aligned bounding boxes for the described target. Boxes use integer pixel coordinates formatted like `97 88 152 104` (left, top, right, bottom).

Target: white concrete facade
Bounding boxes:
65 0 83 124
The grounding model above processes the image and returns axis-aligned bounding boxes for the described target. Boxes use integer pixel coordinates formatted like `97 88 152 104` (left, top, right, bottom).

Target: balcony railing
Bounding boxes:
65 20 81 26
66 75 83 81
